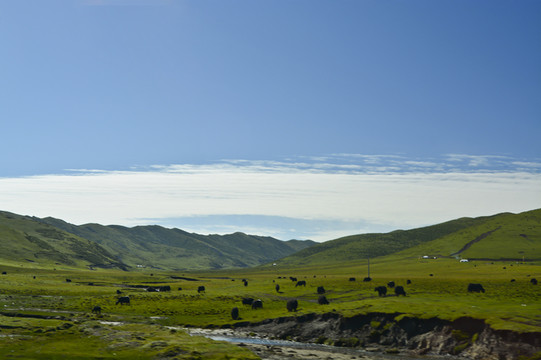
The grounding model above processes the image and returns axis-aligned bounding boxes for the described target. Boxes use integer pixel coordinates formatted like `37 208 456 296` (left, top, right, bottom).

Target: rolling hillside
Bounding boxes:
275 209 541 267
30 215 316 270
0 211 126 269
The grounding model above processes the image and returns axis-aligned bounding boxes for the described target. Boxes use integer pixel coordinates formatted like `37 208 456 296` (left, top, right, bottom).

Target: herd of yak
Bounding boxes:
88 275 539 320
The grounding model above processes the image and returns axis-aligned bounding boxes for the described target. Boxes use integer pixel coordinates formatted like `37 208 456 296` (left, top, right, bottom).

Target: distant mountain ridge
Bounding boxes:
0 211 316 270
1 209 539 271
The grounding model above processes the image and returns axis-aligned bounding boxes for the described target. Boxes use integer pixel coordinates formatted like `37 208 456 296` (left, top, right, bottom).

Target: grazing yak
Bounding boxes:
231 307 239 320
116 289 122 294
242 297 254 306
387 281 395 288
243 280 248 287
197 286 206 293
349 277 356 282
275 284 280 292
363 277 372 282
289 277 297 282
66 279 72 283
286 299 298 312
318 295 329 305
91 306 102 315
467 283 485 293
374 286 387 297
394 286 406 296
317 286 325 294
116 296 130 305
295 280 306 287
251 299 263 309
406 279 412 285
531 278 538 285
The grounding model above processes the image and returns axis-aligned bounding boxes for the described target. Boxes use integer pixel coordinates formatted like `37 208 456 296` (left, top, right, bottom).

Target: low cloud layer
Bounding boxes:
1 155 540 241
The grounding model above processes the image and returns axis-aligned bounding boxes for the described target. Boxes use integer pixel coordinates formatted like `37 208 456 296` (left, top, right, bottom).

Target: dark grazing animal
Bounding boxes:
387 281 395 288
251 299 263 309
349 277 356 282
286 299 298 312
116 296 130 305
231 307 239 320
375 286 387 297
363 277 371 282
317 286 325 294
91 306 102 314
159 285 171 292
394 286 406 296
289 277 297 282
467 283 485 293
242 297 254 306
295 280 306 287
318 295 329 305
406 279 412 285
531 278 538 285
116 289 122 294
275 284 280 292
66 278 72 282
243 280 248 287
197 286 206 293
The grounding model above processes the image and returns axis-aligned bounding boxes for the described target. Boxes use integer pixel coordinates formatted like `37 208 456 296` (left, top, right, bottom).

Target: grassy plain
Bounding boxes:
0 256 540 359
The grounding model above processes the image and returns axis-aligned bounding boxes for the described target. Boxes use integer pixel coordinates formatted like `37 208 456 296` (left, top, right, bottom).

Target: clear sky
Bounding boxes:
1 1 540 241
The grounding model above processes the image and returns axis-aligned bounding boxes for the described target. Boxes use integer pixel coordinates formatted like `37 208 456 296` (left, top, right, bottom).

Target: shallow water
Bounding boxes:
186 328 448 360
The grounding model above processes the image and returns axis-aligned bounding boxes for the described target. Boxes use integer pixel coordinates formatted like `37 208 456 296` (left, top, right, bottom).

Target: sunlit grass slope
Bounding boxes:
275 209 541 267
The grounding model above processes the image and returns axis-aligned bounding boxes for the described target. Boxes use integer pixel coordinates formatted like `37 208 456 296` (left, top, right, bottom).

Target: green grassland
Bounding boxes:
0 255 539 359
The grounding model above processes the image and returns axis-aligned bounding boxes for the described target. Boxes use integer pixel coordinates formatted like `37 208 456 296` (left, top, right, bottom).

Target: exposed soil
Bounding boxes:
224 312 541 360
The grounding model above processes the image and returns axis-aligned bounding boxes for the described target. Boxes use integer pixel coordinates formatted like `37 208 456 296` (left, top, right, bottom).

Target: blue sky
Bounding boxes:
1 1 540 241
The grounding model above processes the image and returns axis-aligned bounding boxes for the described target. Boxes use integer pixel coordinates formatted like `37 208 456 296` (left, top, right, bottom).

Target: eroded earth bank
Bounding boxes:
216 312 541 360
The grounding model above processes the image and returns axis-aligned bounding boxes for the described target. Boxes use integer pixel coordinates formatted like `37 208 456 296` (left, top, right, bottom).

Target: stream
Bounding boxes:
184 328 448 360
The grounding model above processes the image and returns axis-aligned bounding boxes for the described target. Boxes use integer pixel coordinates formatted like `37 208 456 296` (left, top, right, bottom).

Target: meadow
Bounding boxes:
0 256 539 359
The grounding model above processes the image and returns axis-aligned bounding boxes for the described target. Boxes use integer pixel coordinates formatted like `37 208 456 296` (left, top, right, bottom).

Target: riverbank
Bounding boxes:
206 312 541 360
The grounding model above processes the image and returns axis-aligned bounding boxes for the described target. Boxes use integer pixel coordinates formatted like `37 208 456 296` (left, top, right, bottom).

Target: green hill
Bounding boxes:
276 209 541 267
34 216 316 271
0 211 126 269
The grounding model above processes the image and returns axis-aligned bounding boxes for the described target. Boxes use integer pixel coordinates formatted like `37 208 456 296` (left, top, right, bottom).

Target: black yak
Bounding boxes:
467 283 485 293
387 281 395 288
349 277 356 282
243 280 248 287
394 286 406 296
317 286 325 294
363 277 372 282
275 284 280 292
251 299 263 309
290 277 297 282
295 280 306 287
231 307 239 320
116 296 130 305
318 295 329 305
65 279 72 283
197 286 206 293
375 286 387 297
159 285 171 292
531 278 538 285
91 306 102 314
406 279 412 285
116 289 122 294
242 297 254 306
286 299 298 312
